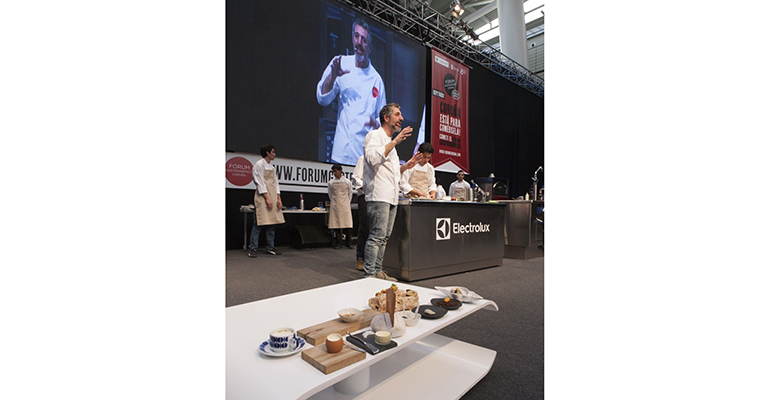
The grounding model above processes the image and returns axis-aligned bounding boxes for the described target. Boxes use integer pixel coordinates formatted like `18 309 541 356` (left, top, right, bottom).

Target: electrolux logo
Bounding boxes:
436 218 451 240
434 55 449 68
436 217 492 241
453 221 491 234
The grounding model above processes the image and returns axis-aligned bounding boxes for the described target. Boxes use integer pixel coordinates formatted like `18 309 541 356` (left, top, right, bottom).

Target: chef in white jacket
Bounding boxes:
362 103 421 281
316 19 387 165
248 144 285 258
449 170 472 201
327 163 353 249
400 142 437 199
435 177 447 200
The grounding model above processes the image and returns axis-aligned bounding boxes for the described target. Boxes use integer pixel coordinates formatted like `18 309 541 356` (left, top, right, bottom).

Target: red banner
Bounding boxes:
430 49 470 173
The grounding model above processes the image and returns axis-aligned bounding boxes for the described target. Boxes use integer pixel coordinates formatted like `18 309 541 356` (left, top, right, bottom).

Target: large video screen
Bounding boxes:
316 0 427 165
226 0 427 166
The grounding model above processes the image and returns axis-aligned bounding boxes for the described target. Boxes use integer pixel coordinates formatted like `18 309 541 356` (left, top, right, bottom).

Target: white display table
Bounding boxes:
226 279 499 399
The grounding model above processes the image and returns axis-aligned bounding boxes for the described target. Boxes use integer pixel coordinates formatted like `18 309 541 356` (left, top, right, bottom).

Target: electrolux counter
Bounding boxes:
383 199 505 281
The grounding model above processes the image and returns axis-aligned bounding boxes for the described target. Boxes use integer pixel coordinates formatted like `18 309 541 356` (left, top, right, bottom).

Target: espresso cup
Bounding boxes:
269 327 299 353
326 333 343 353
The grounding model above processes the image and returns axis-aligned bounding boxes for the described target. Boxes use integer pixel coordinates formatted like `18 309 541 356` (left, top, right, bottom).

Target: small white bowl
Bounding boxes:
399 311 421 327
435 286 484 303
338 308 363 323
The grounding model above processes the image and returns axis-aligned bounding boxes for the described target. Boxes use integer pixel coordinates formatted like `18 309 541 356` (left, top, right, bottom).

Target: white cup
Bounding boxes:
269 327 299 353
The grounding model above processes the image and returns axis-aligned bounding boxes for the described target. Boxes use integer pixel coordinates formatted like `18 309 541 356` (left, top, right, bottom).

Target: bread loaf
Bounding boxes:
368 287 419 311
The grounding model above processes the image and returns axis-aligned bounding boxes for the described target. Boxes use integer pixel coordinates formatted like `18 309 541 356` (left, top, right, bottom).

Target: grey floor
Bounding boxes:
226 246 544 399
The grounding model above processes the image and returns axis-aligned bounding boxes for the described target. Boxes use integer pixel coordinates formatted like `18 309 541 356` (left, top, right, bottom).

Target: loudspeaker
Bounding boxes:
292 225 332 249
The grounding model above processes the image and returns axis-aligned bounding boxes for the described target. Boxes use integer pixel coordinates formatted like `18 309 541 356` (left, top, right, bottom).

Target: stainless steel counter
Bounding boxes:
382 199 505 281
497 200 544 259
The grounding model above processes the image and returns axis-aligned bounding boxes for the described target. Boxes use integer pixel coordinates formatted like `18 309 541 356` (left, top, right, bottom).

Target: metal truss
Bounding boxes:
336 0 544 98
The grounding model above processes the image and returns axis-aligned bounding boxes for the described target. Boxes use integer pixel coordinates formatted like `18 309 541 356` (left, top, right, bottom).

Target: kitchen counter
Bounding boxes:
383 199 505 281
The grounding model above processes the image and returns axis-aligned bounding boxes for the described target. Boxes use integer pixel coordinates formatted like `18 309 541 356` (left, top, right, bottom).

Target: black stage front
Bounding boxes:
383 199 505 281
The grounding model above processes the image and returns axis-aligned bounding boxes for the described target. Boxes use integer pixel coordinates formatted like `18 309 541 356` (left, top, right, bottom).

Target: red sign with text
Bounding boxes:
430 49 469 173
225 157 254 186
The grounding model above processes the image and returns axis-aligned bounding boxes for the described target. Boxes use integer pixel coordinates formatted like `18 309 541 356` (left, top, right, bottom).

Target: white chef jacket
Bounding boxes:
448 180 471 199
351 156 365 195
252 158 281 196
317 55 387 166
436 185 447 200
363 127 400 205
399 162 437 196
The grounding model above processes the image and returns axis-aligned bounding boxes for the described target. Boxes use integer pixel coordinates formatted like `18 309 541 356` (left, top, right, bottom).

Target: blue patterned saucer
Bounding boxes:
259 337 306 357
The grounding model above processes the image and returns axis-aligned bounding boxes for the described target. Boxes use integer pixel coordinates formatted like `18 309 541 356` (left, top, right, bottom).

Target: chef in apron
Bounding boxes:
247 144 285 258
449 169 472 201
327 163 353 249
400 142 437 199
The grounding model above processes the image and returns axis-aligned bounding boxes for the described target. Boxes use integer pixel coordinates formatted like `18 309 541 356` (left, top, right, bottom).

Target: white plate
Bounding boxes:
435 286 483 303
258 337 306 357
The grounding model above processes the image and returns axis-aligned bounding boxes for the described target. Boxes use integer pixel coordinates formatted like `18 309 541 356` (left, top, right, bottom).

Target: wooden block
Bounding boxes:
301 343 366 375
297 309 380 345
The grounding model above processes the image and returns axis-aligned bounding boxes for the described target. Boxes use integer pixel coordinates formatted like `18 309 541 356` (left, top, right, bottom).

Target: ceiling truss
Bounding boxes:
336 0 544 98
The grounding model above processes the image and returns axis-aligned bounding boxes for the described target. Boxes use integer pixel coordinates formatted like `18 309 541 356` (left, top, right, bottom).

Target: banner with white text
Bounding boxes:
225 152 355 193
430 49 470 174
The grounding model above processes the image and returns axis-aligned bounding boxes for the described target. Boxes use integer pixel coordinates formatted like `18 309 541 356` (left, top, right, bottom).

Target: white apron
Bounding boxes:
328 180 353 229
254 169 285 226
407 169 431 199
454 185 470 201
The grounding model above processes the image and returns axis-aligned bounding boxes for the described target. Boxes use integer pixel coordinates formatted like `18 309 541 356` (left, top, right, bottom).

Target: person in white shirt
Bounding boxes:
327 164 353 249
363 103 421 281
400 142 437 199
351 156 368 270
317 18 387 165
448 170 472 201
248 144 285 257
435 176 447 200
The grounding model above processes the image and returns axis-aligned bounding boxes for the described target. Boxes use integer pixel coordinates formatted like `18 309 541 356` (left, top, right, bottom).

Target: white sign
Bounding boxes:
225 152 356 194
436 218 451 240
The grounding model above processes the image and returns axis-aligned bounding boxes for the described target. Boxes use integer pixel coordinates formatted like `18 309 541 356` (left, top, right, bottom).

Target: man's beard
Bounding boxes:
355 52 365 63
391 122 401 133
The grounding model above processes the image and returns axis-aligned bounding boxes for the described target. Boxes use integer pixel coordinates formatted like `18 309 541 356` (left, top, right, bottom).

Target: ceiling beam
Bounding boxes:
461 2 497 24
464 0 496 7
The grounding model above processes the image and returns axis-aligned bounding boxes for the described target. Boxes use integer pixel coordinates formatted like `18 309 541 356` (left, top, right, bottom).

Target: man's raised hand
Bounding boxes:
395 126 413 144
405 152 423 169
331 56 350 78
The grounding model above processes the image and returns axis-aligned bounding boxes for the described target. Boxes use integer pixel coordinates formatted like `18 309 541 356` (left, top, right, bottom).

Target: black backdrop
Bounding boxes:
226 0 544 250
226 0 321 159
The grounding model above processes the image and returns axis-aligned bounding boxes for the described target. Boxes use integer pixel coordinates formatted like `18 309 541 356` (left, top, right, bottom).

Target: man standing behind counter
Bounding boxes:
449 170 472 201
363 103 421 281
248 144 285 258
400 142 437 199
317 18 387 165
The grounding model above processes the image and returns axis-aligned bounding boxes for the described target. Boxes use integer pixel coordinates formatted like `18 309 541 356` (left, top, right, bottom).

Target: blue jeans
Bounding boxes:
364 201 397 277
355 195 369 260
249 223 276 251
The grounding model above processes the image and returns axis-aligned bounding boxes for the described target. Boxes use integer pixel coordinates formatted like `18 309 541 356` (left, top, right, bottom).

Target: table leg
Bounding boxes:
333 366 370 395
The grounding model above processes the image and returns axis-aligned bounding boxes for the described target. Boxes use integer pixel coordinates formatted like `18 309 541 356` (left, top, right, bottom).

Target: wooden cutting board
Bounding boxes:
297 309 380 345
301 343 366 375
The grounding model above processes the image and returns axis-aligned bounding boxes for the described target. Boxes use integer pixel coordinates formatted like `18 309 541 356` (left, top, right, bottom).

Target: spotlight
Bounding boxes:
451 0 465 18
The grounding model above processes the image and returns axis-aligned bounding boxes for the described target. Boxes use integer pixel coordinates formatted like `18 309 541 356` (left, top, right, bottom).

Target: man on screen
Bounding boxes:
317 18 387 166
